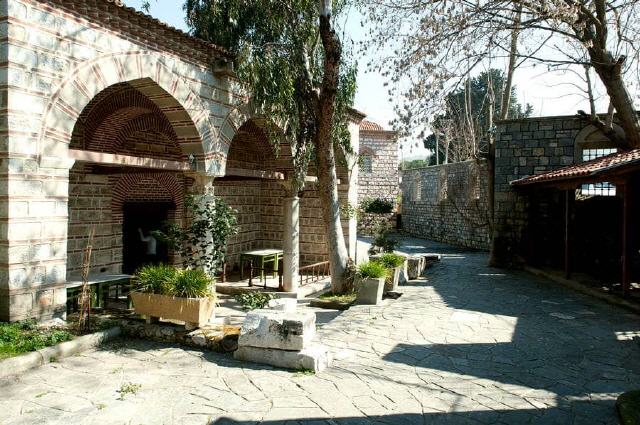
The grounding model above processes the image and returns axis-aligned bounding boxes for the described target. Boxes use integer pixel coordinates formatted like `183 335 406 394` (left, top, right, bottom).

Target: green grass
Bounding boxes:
0 320 74 360
318 292 356 304
293 367 315 377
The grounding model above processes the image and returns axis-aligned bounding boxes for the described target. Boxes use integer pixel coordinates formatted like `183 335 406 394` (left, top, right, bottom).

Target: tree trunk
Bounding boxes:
489 5 520 267
316 10 349 293
591 55 640 148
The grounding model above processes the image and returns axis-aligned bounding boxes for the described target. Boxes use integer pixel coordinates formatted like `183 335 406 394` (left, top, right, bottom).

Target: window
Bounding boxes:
582 148 616 161
413 179 422 201
361 155 373 173
580 148 617 196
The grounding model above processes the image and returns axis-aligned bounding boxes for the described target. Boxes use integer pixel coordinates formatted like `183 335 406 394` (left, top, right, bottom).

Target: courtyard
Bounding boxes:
1 237 639 424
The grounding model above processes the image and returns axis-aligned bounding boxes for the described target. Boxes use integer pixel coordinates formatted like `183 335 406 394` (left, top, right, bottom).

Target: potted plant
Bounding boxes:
354 261 388 305
130 265 216 330
372 253 407 292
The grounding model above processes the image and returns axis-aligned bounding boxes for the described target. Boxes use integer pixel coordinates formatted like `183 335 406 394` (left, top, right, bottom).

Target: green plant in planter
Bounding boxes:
357 261 389 279
173 269 215 298
374 253 406 270
134 264 177 295
133 265 215 299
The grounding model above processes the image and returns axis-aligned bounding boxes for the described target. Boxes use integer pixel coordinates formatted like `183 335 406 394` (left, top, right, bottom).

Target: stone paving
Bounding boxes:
1 237 640 424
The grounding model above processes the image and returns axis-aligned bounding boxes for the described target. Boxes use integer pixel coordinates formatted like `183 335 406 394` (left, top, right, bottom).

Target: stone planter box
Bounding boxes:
130 292 215 330
385 266 402 292
355 277 385 305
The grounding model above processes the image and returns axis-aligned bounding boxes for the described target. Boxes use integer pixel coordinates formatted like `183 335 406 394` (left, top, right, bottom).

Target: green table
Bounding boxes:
240 249 283 282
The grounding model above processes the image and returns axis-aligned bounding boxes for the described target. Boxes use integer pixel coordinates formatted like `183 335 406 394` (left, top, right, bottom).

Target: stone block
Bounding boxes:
407 256 426 280
238 309 315 351
234 343 332 372
267 298 297 312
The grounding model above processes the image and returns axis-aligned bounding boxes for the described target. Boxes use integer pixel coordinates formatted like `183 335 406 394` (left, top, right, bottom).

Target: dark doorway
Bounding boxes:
122 202 174 274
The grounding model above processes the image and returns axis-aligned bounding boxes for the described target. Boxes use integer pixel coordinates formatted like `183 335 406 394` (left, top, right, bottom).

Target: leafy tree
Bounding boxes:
154 195 238 277
183 0 357 293
400 159 429 169
424 69 533 164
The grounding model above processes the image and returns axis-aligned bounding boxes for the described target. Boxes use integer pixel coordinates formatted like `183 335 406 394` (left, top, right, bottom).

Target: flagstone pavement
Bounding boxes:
1 237 639 424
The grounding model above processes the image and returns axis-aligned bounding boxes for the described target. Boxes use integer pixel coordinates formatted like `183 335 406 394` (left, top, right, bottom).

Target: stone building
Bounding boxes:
357 120 399 234
0 0 361 322
357 120 399 204
493 115 639 295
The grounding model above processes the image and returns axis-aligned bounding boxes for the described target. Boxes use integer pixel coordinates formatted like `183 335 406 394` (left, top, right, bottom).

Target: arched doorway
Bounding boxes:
65 79 200 278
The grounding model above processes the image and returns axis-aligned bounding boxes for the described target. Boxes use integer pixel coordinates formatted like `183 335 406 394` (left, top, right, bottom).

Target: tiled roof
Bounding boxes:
44 0 233 61
511 148 640 186
360 120 385 132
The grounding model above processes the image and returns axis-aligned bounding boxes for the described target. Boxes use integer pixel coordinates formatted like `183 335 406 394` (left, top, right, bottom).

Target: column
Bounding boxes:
282 194 300 292
188 173 217 276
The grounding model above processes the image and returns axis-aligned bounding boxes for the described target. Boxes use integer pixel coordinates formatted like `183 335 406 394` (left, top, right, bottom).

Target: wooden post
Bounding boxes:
564 189 574 280
622 181 631 297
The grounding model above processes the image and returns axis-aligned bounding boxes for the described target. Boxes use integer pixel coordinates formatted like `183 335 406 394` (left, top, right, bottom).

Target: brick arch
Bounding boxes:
221 109 295 173
39 51 225 175
113 114 180 156
111 173 185 220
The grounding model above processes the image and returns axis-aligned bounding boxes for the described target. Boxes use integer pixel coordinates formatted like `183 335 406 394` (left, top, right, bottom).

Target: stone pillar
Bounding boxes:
282 194 300 292
188 174 217 276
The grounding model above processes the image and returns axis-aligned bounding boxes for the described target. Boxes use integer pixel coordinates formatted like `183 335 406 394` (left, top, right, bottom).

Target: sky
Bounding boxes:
125 1 620 160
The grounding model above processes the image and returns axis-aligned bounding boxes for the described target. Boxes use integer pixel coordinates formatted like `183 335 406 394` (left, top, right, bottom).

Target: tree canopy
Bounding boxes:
425 69 533 164
184 0 357 188
361 0 640 147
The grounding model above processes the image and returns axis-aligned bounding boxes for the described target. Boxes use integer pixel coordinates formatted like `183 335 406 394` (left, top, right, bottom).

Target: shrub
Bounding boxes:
133 265 214 299
357 261 389 279
0 321 74 359
234 292 276 310
372 226 399 253
154 195 238 276
374 253 406 269
361 198 394 214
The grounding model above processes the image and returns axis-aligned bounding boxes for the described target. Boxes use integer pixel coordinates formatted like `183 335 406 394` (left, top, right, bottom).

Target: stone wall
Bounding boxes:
401 160 490 250
358 129 399 205
0 0 360 321
357 212 396 236
0 0 239 321
67 164 187 276
493 115 589 265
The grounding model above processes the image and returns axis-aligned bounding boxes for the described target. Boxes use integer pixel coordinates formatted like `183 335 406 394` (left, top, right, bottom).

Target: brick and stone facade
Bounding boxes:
0 0 360 321
357 120 398 234
401 160 491 250
357 120 399 203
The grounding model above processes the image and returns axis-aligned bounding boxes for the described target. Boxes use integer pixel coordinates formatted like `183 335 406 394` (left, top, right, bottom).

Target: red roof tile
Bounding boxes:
511 148 640 186
360 120 385 132
44 0 233 61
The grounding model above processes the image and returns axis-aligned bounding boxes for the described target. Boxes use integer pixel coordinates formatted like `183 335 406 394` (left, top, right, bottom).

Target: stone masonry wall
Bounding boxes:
0 0 240 321
493 115 587 265
357 130 399 205
401 160 490 250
